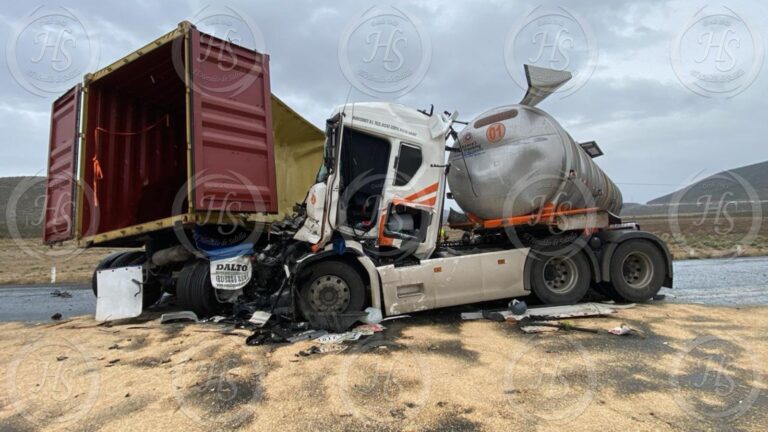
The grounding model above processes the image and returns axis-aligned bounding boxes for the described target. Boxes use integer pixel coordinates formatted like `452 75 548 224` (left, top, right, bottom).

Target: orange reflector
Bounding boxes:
498 259 506 265
434 267 442 273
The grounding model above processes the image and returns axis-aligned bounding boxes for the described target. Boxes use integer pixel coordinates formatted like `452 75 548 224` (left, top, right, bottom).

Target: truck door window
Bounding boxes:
338 128 390 229
393 144 422 186
384 204 431 243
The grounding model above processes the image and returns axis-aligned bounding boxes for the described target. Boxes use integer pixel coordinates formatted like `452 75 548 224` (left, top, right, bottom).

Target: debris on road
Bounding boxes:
518 317 600 334
608 323 646 338
159 311 199 324
50 312 62 320
50 289 72 298
461 302 635 321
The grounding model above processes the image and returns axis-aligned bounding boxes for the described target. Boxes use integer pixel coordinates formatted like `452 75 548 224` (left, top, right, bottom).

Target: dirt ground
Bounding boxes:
0 303 765 432
0 238 124 285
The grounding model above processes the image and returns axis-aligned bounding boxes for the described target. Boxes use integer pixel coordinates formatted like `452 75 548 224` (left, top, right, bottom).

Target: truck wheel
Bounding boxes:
91 251 163 308
529 250 591 305
299 261 366 316
608 240 665 302
176 260 224 317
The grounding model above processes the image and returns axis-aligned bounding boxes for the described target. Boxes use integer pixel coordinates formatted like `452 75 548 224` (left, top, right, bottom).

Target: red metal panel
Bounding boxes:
43 84 80 243
189 29 277 213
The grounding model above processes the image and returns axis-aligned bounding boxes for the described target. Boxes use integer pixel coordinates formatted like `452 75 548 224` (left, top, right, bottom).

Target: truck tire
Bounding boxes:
607 239 665 302
529 249 591 305
91 251 163 308
299 261 366 316
176 260 224 317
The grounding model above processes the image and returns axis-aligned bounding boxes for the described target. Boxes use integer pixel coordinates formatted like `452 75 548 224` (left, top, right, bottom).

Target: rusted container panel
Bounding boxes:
189 29 277 213
43 84 80 244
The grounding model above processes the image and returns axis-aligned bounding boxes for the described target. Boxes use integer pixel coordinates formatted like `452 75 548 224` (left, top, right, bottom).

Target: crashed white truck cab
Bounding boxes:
293 102 533 315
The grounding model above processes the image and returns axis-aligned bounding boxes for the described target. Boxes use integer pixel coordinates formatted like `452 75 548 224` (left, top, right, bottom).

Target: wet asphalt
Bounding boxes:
1 256 767 322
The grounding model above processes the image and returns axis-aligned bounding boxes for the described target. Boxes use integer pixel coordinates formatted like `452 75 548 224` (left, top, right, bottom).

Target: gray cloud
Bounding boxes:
0 0 766 203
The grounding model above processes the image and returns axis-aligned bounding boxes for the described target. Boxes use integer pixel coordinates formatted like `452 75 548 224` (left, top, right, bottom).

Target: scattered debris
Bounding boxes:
50 313 62 321
509 299 527 315
248 311 272 327
518 317 599 334
287 330 328 343
160 311 199 324
50 289 72 298
297 343 348 357
108 344 120 350
461 302 635 321
361 307 383 324
56 355 68 361
608 323 646 338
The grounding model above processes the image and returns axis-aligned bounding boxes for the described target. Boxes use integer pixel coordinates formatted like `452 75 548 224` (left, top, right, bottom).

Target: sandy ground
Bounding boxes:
0 303 765 432
0 238 124 285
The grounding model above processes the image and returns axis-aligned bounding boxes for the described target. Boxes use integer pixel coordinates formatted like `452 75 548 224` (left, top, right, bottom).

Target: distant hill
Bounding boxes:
648 160 768 205
0 176 46 237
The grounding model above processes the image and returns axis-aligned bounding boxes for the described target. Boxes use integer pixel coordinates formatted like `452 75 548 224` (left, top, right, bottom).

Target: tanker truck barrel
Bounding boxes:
447 103 622 221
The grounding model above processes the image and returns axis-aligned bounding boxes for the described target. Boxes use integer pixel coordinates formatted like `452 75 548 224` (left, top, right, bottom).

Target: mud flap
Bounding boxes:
95 266 144 321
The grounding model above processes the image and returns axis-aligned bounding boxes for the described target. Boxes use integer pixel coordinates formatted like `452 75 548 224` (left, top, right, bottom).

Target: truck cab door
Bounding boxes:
43 84 82 244
378 142 444 260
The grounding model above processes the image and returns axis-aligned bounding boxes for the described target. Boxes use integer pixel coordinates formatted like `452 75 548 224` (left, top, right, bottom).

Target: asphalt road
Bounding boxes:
1 256 767 322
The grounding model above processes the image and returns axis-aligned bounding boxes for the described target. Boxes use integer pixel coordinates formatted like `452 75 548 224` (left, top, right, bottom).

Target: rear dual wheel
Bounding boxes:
604 239 665 302
91 251 163 308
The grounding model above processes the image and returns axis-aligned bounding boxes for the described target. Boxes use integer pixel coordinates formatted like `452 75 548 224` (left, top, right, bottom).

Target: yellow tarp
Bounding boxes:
271 95 324 216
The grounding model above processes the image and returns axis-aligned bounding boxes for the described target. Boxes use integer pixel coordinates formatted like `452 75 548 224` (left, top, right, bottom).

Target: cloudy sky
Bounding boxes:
1 0 766 204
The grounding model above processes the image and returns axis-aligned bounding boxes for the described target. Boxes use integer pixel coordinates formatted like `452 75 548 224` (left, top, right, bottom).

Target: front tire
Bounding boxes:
298 261 366 316
529 249 591 305
607 239 665 302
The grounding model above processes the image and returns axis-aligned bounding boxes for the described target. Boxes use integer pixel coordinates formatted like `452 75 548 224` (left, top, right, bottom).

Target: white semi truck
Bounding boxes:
42 23 671 322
